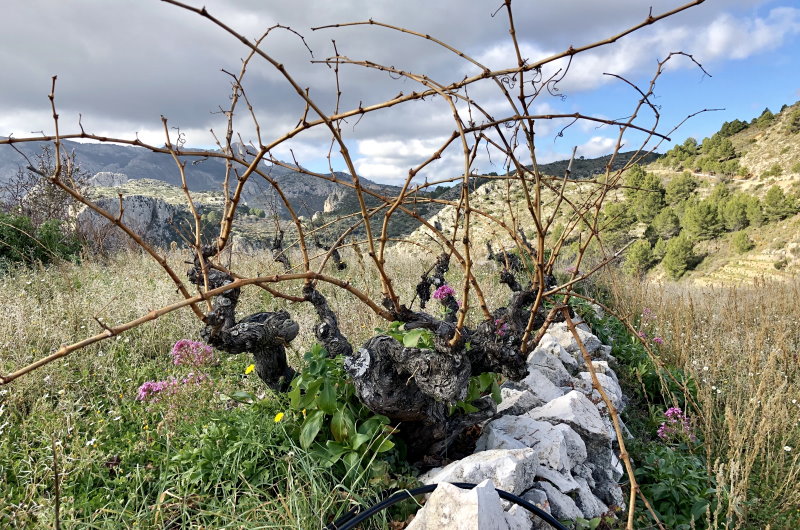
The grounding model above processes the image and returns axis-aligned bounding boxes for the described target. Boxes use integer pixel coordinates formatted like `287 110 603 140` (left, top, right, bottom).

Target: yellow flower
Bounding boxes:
273 412 284 423
245 364 255 375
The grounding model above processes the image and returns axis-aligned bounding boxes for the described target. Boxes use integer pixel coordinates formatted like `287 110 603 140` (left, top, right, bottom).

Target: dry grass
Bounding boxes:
604 272 800 528
0 246 509 412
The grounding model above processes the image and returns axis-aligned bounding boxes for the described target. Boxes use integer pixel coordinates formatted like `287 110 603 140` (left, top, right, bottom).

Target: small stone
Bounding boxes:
535 465 579 493
574 477 609 519
497 386 545 416
590 361 618 383
537 481 584 521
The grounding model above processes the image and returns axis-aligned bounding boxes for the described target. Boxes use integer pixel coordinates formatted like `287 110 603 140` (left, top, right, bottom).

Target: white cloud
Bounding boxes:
2 1 798 184
577 136 617 159
694 8 800 61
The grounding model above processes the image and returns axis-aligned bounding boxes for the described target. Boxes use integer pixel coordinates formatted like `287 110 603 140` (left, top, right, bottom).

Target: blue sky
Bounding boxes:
1 0 798 184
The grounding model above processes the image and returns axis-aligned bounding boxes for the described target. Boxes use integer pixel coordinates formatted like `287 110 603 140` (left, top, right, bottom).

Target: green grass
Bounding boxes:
0 251 429 528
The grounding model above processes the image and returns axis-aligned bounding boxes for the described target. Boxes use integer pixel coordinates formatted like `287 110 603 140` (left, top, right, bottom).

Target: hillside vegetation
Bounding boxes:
616 102 800 282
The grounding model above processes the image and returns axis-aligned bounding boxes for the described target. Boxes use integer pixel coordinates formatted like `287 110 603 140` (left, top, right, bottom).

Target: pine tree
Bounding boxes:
665 172 698 204
662 233 695 279
651 208 681 239
623 239 654 276
633 173 666 223
681 200 721 240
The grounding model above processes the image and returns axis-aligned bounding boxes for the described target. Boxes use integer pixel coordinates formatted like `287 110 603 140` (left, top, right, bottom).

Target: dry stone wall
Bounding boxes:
414 315 629 528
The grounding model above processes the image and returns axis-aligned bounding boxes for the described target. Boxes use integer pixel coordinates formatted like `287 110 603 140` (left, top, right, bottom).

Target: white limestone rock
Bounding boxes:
527 345 574 386
420 449 539 495
530 333 580 373
535 464 579 493
579 372 624 410
520 369 564 403
497 386 545 416
590 361 618 384
406 479 521 530
528 390 611 442
521 489 555 530
537 481 584 521
574 477 609 519
547 322 602 359
477 416 587 472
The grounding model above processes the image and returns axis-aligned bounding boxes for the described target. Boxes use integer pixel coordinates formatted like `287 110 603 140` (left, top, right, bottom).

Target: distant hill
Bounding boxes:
0 138 399 218
537 150 661 179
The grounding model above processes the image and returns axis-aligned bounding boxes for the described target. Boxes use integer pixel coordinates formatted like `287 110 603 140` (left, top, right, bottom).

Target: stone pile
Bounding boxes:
413 315 629 529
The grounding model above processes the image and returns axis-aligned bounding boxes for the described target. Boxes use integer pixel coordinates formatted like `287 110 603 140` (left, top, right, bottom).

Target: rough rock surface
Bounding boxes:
420 449 539 495
406 480 522 530
77 194 179 247
417 316 629 525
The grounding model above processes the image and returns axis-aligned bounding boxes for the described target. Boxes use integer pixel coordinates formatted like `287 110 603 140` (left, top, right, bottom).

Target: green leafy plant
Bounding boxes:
449 372 502 414
376 320 436 349
634 444 715 529
286 344 395 475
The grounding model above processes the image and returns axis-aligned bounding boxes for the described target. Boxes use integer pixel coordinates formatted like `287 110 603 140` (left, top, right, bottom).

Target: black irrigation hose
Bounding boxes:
326 481 570 530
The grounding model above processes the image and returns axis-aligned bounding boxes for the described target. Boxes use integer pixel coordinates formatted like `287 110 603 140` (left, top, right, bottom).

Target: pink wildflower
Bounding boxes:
432 284 456 300
653 336 664 345
136 373 210 402
494 319 510 337
657 407 696 442
170 339 217 366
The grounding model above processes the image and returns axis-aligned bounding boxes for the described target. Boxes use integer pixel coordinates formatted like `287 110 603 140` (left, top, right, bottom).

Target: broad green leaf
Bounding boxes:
331 407 355 442
461 402 479 413
402 328 425 348
287 384 301 408
229 390 255 403
491 380 502 404
324 441 348 464
477 372 494 390
299 410 325 449
375 437 395 453
318 378 337 415
358 418 382 436
348 432 371 451
343 451 360 470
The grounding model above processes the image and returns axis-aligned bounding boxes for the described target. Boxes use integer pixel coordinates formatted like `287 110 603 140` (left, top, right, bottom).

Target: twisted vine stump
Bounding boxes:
190 247 553 464
189 246 299 391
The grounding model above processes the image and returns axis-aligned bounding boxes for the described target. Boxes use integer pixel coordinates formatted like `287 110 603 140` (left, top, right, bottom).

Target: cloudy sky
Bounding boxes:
1 0 799 184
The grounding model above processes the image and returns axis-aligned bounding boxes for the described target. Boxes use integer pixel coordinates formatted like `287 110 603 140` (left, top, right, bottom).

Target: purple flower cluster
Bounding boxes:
657 406 696 442
652 336 665 345
494 318 510 337
432 284 456 300
136 373 208 401
170 339 216 366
